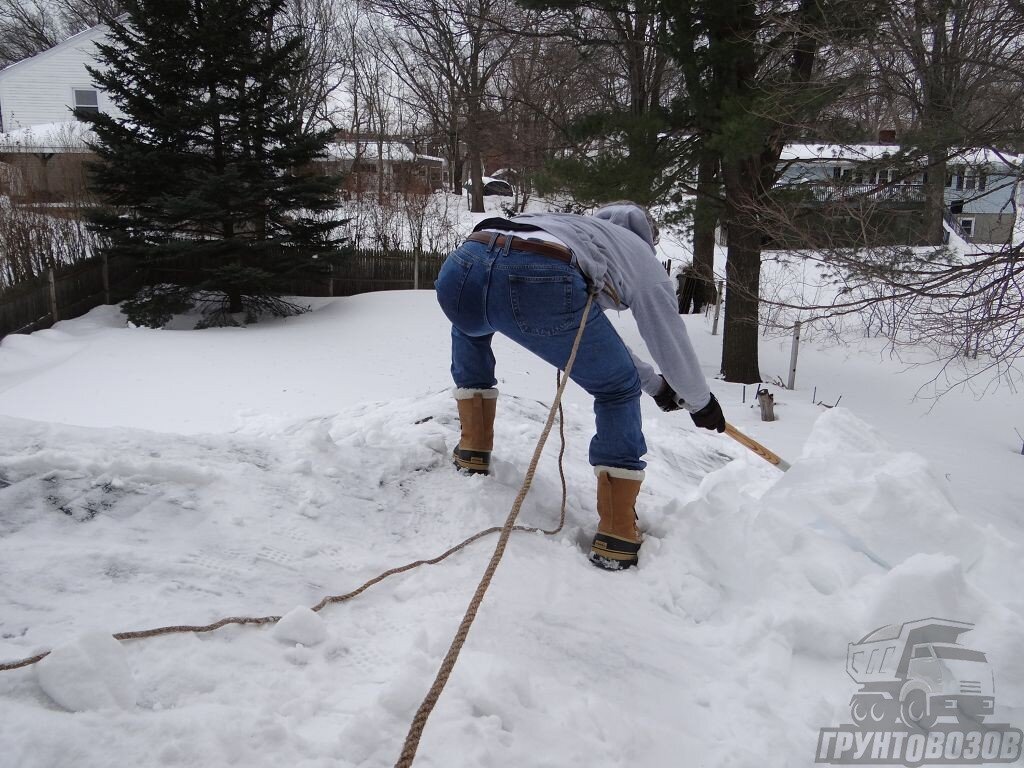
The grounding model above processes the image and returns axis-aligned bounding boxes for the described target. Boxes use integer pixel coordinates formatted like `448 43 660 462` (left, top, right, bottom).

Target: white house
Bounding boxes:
0 23 121 201
0 24 120 134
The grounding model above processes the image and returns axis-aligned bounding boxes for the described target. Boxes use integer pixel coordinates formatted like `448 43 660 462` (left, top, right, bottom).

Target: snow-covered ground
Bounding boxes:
1 285 1022 767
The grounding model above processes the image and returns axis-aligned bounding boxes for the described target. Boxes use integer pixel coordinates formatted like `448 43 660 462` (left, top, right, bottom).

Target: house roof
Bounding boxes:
0 23 110 82
0 121 95 153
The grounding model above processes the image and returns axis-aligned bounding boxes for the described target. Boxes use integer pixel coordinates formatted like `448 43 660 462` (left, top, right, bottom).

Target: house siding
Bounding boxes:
0 25 122 132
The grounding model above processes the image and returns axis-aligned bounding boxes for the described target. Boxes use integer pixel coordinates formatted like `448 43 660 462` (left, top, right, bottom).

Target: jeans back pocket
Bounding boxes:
509 273 575 336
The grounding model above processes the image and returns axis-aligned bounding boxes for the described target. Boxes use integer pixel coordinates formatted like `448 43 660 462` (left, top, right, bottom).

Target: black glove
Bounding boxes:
653 375 682 412
690 393 726 433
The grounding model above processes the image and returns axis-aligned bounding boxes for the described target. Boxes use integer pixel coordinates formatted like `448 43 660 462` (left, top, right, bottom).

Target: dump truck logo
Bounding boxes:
817 618 1022 765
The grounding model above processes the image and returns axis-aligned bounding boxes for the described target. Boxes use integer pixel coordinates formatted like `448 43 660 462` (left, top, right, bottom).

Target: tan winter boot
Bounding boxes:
589 466 644 571
452 388 497 475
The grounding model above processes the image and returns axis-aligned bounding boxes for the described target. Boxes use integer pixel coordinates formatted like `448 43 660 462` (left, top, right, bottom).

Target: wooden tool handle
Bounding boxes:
724 423 791 472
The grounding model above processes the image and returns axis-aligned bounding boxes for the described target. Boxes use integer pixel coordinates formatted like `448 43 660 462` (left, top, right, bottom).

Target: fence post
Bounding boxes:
787 320 801 390
414 251 420 290
102 252 111 304
48 267 59 322
327 264 334 297
711 280 724 335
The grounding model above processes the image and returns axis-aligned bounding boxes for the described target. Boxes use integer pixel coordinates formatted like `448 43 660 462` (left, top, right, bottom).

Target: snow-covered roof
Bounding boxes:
781 144 897 162
414 154 447 166
0 121 95 153
323 141 416 163
781 143 1022 168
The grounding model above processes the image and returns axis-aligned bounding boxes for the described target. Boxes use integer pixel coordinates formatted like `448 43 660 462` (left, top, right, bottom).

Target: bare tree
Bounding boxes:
0 0 64 67
0 0 123 68
489 27 596 211
279 0 353 133
368 0 532 212
349 12 403 203
868 0 1024 243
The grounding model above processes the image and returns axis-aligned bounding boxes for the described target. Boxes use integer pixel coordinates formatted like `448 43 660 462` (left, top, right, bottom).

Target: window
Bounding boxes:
912 646 934 659
934 646 986 662
959 217 975 237
836 167 864 184
964 174 977 192
72 88 99 118
876 168 898 184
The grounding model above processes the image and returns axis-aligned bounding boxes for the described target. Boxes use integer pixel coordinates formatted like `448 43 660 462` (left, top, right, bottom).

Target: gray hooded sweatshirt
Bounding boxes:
477 205 712 412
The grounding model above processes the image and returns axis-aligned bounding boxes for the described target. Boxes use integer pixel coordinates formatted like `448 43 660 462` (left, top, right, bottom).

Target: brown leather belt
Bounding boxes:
466 231 573 264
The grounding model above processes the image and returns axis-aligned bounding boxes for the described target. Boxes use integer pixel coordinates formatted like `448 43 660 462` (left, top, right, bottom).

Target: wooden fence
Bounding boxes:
0 247 448 341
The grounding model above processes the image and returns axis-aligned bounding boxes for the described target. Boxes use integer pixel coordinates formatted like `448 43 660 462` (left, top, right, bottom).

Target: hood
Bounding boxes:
592 204 656 253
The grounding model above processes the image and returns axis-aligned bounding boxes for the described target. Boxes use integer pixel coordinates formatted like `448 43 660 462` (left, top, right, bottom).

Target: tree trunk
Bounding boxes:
924 154 947 245
692 151 720 312
720 196 762 384
376 135 385 205
467 143 485 213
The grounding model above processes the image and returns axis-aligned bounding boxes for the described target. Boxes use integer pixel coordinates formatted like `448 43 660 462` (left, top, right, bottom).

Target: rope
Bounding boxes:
0 295 593 684
394 290 596 767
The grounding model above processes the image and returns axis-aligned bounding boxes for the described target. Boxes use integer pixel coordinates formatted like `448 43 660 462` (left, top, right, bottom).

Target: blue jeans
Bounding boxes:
435 238 646 471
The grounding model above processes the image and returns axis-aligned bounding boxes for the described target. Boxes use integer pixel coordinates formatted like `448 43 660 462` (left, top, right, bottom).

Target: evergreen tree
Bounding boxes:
81 0 344 328
658 0 882 383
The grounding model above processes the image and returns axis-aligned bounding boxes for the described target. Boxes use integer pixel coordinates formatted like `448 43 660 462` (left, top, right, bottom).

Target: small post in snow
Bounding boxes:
757 388 776 422
711 280 724 335
787 320 802 390
48 267 59 322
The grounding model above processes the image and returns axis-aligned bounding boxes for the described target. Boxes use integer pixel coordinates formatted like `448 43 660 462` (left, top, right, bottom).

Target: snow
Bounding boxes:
0 285 1022 766
273 607 327 647
36 632 137 712
0 120 95 153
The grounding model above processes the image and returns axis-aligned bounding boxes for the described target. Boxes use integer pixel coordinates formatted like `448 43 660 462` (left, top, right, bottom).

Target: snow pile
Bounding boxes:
35 632 136 712
764 408 986 570
273 607 327 647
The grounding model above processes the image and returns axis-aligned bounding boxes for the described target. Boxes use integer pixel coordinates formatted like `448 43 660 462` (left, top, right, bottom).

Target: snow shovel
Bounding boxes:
724 423 791 471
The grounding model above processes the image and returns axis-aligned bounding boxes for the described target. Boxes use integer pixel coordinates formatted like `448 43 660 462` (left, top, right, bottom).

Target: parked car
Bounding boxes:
463 176 514 197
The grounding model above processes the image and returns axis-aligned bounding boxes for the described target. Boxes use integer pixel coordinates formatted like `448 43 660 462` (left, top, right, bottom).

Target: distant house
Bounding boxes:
775 144 1022 245
318 140 449 195
0 23 118 201
0 24 119 133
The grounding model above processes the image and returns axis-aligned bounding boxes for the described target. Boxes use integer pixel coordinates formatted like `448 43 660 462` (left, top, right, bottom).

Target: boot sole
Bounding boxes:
589 532 641 570
452 447 491 475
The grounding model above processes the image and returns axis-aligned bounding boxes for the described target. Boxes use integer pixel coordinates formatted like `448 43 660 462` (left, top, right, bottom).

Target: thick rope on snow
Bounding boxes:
394 291 597 768
0 403 573 673
0 296 592 686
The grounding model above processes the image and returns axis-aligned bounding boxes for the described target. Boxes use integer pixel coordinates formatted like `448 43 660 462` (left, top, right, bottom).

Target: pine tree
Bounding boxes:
81 0 344 328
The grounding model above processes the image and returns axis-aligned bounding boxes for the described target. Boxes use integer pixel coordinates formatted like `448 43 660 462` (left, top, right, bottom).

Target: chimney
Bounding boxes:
878 128 897 144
